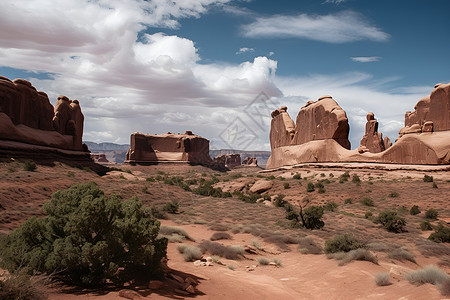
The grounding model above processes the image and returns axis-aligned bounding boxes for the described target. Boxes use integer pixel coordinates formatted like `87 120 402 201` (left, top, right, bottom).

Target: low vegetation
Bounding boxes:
405 265 450 296
376 211 407 233
177 244 202 262
327 248 378 266
0 182 167 287
428 224 450 243
374 272 391 286
324 234 364 254
425 208 439 220
410 205 421 215
198 240 244 260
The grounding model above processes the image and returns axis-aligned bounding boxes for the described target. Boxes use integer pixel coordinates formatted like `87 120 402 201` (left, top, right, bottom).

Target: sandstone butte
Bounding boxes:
267 83 450 169
0 76 88 154
125 131 213 165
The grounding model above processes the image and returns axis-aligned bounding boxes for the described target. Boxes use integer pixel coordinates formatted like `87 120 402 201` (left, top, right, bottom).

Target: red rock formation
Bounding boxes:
269 106 295 150
125 131 212 165
0 76 85 151
359 112 390 153
91 153 109 163
266 84 450 169
292 96 351 149
400 83 450 137
213 154 241 168
242 156 258 167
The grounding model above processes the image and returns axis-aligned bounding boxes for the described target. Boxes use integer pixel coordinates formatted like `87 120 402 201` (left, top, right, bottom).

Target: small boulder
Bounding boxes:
250 180 273 193
118 289 141 299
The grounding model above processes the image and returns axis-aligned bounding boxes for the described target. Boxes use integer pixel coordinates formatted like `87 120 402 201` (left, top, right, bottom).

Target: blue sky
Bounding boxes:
0 0 449 150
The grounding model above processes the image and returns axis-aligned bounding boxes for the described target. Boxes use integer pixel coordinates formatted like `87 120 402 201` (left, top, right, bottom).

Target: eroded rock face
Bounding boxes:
359 112 390 153
0 76 85 151
125 131 212 165
269 106 295 150
400 83 450 137
292 96 351 149
242 156 258 166
213 154 241 168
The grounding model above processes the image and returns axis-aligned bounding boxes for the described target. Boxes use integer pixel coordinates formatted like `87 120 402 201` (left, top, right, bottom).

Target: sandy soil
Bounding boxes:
0 160 449 299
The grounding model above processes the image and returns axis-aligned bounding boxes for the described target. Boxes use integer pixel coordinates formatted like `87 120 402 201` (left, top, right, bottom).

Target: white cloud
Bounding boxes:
236 47 255 54
351 56 382 63
269 51 275 56
241 10 390 43
323 0 347 4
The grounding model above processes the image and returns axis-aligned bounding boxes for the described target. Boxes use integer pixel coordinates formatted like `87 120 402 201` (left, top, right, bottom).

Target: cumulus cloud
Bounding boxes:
351 56 382 63
0 0 283 146
236 47 255 54
241 10 390 43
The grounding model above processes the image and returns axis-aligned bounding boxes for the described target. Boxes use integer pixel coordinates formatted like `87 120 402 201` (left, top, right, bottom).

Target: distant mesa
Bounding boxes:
125 131 213 165
213 154 241 168
267 83 450 168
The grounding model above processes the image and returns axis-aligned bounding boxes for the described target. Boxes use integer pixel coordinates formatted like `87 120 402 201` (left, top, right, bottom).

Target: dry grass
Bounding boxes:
374 272 391 286
387 247 416 263
0 269 49 300
198 240 244 260
298 236 323 254
177 243 202 262
159 225 195 241
328 248 378 266
210 232 232 241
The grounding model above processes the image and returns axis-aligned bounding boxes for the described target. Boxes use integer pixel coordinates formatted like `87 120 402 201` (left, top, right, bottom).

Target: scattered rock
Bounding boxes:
185 277 197 286
185 285 196 294
250 180 273 193
118 289 141 299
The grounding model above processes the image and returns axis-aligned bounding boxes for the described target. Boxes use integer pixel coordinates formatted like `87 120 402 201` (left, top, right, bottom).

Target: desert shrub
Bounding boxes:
344 198 353 204
23 161 36 172
410 205 421 215
298 236 322 254
375 272 391 286
407 265 447 285
387 247 416 263
273 194 286 207
323 201 338 212
0 270 48 300
67 171 75 177
352 174 360 183
324 234 364 254
388 192 399 198
194 180 230 198
300 205 324 230
428 224 450 243
328 248 378 266
306 182 315 192
146 176 155 182
210 232 232 241
159 226 195 241
163 200 179 214
293 173 301 180
198 240 244 260
425 208 439 220
235 191 260 203
150 206 166 219
360 197 374 206
177 244 202 262
423 175 434 182
283 182 290 189
365 211 373 219
314 182 324 189
376 211 407 233
273 259 282 267
420 221 433 231
0 182 167 287
340 171 350 181
261 233 299 251
318 187 325 194
208 224 229 231
257 257 270 265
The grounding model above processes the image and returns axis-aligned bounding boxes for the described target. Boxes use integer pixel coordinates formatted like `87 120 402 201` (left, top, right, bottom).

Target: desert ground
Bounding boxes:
0 160 449 299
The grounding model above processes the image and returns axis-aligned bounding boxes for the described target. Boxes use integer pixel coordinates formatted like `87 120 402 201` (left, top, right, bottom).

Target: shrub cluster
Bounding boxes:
324 234 364 254
423 175 434 182
376 211 407 233
428 224 450 243
410 205 421 215
0 182 167 287
425 208 439 220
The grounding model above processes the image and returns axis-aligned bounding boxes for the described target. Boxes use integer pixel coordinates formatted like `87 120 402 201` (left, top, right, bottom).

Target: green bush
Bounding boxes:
365 211 373 219
420 221 433 231
423 175 434 182
163 200 179 214
273 194 286 207
352 174 360 183
425 208 439 220
300 206 324 230
324 234 364 254
23 161 36 172
410 205 421 215
360 197 374 206
323 201 338 212
0 182 167 287
344 198 353 204
376 211 407 233
433 182 438 189
293 173 301 180
283 182 290 189
428 224 450 243
306 182 315 192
